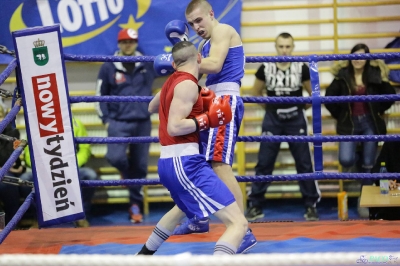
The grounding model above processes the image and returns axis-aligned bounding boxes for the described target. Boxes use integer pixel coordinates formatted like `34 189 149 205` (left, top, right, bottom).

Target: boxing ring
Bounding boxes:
1 42 400 265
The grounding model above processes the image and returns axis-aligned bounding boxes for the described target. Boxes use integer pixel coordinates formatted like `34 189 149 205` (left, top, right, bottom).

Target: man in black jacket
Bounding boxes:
246 33 321 222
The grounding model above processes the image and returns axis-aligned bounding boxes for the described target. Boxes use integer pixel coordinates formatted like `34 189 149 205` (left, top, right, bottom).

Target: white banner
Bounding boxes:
13 25 84 227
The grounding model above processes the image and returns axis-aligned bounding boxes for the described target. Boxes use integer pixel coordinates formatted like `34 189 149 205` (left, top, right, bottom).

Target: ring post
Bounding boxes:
309 55 323 172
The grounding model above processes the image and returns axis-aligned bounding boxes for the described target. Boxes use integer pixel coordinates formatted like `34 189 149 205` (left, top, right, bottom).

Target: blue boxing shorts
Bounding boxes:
200 93 244 166
158 143 235 219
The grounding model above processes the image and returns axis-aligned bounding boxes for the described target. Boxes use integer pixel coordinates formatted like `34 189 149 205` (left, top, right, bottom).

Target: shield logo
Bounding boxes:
32 39 49 66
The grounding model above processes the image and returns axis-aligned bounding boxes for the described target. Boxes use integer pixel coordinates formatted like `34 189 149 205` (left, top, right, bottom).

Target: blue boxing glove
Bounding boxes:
154 54 174 76
165 20 189 45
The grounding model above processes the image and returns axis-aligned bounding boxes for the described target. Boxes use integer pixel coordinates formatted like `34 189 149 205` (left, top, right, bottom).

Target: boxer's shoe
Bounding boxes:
173 216 209 235
237 229 257 254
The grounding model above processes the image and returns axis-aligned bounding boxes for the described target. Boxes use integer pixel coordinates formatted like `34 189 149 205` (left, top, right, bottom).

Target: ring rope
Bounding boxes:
69 95 153 103
64 54 155 63
1 252 399 266
69 94 400 104
62 52 400 63
247 52 400 62
0 146 24 184
221 172 400 182
78 172 400 188
0 103 21 134
0 58 16 85
75 134 400 145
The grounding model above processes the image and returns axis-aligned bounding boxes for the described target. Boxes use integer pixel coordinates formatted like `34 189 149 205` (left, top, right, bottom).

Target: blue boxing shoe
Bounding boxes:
173 216 209 235
237 229 257 254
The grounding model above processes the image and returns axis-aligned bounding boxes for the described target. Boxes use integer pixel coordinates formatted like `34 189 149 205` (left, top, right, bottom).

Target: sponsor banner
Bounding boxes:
0 0 242 64
13 25 84 227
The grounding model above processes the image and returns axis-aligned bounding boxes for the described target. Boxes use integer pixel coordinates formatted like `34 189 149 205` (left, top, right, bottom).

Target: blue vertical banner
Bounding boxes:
0 0 242 64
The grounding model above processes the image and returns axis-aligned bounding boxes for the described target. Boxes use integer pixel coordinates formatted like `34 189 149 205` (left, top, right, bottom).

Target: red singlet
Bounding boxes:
158 71 203 146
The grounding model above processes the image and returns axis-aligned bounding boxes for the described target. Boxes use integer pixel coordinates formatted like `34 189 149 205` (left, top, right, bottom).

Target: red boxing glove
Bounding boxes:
200 86 216 112
193 96 232 131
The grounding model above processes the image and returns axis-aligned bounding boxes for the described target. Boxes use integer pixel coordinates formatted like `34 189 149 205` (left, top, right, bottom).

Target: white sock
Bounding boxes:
145 223 172 251
214 241 237 255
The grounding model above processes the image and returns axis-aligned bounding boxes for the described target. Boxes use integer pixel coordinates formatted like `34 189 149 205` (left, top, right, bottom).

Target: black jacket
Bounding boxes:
371 141 400 174
325 60 396 135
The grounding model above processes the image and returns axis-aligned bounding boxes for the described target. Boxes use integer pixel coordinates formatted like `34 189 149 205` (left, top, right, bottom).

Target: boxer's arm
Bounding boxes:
199 25 230 74
96 65 111 124
252 78 267 110
148 91 161 114
252 78 265 97
197 40 206 81
303 80 312 96
302 80 312 109
167 80 199 136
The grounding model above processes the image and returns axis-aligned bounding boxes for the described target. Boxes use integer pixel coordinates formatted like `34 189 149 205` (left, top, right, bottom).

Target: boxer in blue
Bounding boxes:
162 0 257 254
136 41 248 255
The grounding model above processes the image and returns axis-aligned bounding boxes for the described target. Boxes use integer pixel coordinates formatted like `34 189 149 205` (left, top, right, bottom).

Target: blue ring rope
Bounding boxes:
62 52 400 63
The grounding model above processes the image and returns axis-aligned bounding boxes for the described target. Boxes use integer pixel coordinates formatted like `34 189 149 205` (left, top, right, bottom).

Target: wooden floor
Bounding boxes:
1 220 400 254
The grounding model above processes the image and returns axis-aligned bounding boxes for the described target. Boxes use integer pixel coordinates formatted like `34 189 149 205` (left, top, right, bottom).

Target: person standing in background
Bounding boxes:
325 43 395 218
96 28 158 224
246 32 321 222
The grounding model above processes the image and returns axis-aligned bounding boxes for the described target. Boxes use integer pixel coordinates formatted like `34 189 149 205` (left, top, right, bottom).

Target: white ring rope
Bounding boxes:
0 252 399 266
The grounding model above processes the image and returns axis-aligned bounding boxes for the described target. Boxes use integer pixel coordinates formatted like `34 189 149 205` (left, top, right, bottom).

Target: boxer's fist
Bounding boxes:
208 96 232 128
200 86 216 112
193 96 232 131
154 54 174 76
165 20 189 45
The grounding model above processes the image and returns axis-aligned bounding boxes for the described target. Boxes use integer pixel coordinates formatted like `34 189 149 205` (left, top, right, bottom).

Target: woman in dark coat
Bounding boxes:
325 43 396 218
325 43 396 177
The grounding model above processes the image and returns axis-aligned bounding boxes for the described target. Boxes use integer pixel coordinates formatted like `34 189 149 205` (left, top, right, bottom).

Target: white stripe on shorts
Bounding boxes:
173 157 213 216
225 95 237 165
204 95 237 165
205 128 214 161
173 157 226 215
174 157 226 210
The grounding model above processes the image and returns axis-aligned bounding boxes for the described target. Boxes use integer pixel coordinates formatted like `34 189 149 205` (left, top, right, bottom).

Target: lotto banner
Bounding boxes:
0 0 242 64
13 25 84 227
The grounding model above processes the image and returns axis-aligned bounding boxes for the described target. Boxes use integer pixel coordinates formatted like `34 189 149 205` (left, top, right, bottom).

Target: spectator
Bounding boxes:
245 32 321 222
0 104 25 226
21 117 97 227
325 43 396 218
371 141 400 189
368 141 400 220
96 28 157 223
